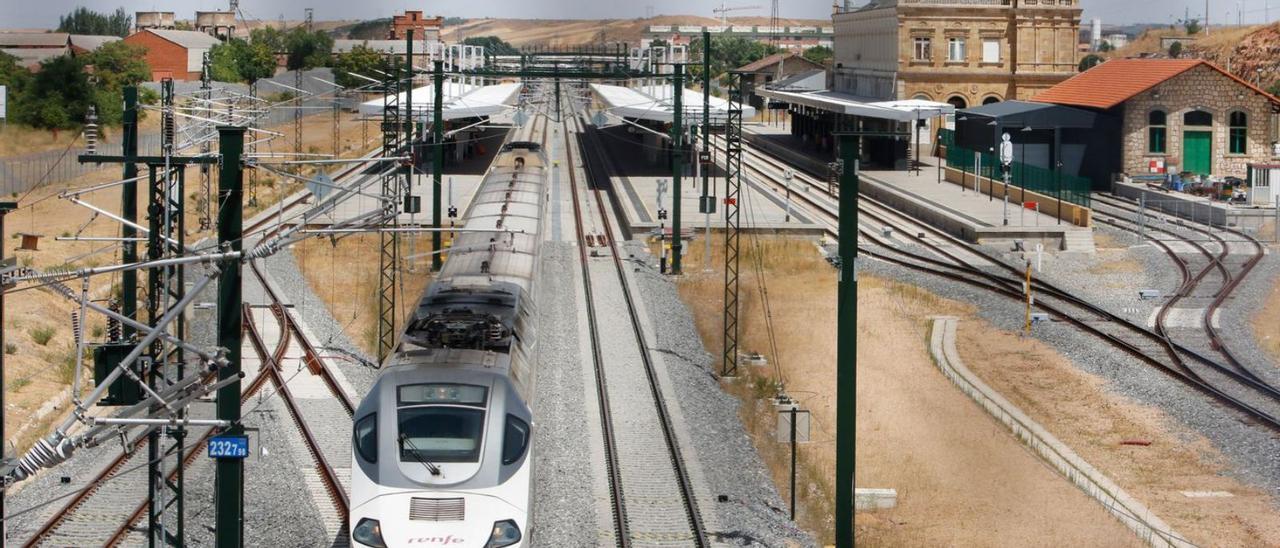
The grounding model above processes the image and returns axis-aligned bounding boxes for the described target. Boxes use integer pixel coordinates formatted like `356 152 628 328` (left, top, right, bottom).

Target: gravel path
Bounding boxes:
624 241 815 547
528 243 602 547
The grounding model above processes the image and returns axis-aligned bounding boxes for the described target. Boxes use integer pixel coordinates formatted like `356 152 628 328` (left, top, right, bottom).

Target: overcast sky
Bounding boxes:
7 1 1277 30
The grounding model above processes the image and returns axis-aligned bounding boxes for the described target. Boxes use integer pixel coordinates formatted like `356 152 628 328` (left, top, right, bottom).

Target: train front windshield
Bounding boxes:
397 383 489 463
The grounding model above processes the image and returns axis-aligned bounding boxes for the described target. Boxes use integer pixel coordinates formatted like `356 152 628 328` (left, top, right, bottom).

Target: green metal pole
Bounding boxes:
432 60 444 272
701 31 711 202
0 201 15 537
214 126 245 548
671 64 684 274
406 29 414 165
121 87 138 339
835 132 859 548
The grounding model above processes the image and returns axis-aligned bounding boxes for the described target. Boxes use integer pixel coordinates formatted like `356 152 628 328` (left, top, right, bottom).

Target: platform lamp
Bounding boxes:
987 119 999 202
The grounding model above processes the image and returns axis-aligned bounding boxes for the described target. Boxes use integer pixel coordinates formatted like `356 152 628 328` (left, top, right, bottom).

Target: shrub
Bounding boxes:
30 326 55 346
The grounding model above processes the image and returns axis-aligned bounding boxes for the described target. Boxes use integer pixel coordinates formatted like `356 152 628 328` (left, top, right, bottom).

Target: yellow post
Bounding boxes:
1024 260 1032 335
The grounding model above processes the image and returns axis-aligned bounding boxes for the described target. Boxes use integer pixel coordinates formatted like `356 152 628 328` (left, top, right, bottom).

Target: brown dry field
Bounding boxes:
440 15 829 47
0 107 372 454
1088 231 1145 278
0 115 162 158
677 235 1280 546
1253 266 1280 365
293 234 434 357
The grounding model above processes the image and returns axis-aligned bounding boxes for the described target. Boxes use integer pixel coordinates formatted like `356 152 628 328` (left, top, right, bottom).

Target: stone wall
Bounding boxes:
1121 64 1280 177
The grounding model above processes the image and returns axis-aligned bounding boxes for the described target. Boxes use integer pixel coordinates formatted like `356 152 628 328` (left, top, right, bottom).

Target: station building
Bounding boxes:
1032 58 1280 181
833 0 1082 108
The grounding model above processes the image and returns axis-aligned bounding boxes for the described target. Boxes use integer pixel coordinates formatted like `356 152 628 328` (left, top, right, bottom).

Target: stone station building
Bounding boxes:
1033 58 1280 178
833 0 1082 107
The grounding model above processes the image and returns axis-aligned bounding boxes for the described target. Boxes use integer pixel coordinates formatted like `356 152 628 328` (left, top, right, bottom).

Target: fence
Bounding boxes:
940 129 1091 208
0 99 335 196
1133 196 1279 243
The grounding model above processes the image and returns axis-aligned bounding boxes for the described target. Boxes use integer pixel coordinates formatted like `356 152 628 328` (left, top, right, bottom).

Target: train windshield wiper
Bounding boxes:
398 432 442 476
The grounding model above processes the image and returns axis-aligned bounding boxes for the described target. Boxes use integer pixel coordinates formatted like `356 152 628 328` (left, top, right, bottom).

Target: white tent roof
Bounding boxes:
591 83 757 125
358 82 521 122
755 88 954 122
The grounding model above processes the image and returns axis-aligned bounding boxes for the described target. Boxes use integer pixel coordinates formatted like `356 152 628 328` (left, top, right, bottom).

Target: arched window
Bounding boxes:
1229 111 1248 154
947 96 968 109
982 96 1001 105
1184 110 1212 126
1148 110 1167 154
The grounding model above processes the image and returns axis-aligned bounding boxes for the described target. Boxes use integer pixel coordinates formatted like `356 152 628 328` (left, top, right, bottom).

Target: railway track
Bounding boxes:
23 144 384 545
563 103 709 546
727 136 1280 431
1090 193 1267 376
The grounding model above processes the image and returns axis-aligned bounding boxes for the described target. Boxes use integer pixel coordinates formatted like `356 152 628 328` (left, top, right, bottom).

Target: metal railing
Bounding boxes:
941 129 1092 208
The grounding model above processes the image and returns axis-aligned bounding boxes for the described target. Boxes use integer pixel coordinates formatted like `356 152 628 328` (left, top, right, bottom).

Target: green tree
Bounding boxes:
0 52 32 119
344 18 392 40
1268 80 1280 97
81 41 150 91
1169 41 1183 58
688 36 781 81
57 7 132 37
1183 18 1202 35
209 39 244 82
18 56 94 129
210 38 278 83
284 28 334 71
802 45 833 65
1079 54 1104 72
461 36 518 56
332 44 391 88
251 27 286 52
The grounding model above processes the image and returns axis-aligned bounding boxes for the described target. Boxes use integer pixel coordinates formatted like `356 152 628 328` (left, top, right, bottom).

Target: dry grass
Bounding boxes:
1252 275 1280 365
0 105 375 456
294 234 434 356
678 235 979 544
0 116 161 158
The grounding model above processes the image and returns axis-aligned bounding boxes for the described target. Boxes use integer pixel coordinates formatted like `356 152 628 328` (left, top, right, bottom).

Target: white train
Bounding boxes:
349 137 547 548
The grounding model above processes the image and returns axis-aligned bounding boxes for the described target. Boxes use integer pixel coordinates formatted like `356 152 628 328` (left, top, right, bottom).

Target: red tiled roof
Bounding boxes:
1032 58 1280 109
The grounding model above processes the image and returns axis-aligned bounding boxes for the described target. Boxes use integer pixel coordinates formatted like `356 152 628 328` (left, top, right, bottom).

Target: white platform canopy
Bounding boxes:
590 83 757 125
755 88 954 122
358 82 522 122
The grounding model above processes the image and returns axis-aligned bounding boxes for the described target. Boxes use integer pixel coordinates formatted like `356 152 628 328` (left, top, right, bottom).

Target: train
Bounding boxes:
349 133 547 548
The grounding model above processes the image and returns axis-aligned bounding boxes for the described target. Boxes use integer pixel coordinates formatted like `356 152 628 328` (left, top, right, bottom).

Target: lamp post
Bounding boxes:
1000 132 1013 226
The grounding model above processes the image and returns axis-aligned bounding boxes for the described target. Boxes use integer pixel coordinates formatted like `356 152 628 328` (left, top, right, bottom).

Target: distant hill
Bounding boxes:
1101 23 1280 90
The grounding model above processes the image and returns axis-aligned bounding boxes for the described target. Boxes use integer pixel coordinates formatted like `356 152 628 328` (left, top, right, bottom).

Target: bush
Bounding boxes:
4 342 15 355
30 326 55 346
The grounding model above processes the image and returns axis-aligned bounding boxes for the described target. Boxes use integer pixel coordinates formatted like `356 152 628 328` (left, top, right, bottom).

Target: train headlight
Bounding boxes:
352 518 387 548
485 519 522 547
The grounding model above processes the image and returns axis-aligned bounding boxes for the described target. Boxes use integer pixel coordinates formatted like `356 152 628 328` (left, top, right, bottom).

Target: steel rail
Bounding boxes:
572 113 710 546
729 136 1280 431
558 110 631 546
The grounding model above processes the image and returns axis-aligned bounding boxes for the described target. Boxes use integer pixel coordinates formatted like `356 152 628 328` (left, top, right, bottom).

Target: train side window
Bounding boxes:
355 413 377 463
502 414 530 465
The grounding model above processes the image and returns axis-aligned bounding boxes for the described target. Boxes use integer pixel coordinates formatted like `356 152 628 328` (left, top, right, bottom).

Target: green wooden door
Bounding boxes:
1183 131 1212 175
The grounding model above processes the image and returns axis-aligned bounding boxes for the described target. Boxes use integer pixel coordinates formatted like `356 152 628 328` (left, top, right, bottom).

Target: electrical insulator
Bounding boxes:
106 299 122 342
448 206 458 218
84 106 98 156
70 311 82 345
658 208 668 221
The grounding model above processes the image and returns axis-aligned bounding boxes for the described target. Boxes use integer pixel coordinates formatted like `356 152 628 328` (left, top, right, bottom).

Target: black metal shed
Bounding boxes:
955 100 1121 190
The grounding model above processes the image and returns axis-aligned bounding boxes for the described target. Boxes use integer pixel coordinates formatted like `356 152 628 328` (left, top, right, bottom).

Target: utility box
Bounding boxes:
93 343 142 406
1247 164 1280 205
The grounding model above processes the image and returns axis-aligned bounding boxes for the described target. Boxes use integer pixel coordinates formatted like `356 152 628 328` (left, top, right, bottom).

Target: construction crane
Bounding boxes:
714 1 761 25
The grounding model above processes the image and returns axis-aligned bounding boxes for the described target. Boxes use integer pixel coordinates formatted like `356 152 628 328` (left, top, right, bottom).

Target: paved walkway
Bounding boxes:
865 157 1066 229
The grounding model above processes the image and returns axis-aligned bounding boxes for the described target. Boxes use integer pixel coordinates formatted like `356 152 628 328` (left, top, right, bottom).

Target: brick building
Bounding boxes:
389 10 443 41
737 52 825 109
1034 58 1280 178
123 29 222 81
833 0 1082 107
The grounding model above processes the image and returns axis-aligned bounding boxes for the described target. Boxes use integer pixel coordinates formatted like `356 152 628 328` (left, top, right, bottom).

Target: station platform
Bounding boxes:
862 159 1096 253
589 126 826 238
740 123 1095 252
